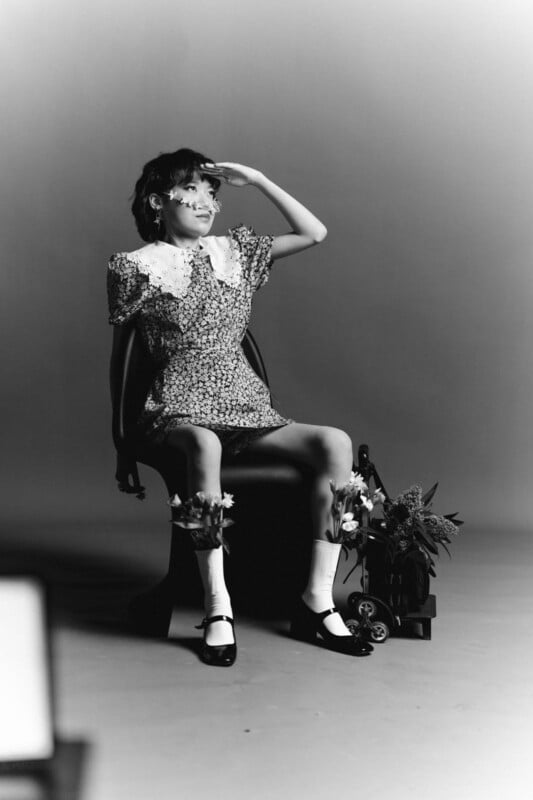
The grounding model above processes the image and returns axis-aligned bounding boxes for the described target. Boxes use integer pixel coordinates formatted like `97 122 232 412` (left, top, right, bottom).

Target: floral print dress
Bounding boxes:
107 225 292 454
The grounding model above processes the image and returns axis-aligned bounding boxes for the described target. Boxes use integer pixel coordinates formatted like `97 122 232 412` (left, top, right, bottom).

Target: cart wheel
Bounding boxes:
345 618 361 635
357 598 378 619
369 621 389 643
348 592 396 630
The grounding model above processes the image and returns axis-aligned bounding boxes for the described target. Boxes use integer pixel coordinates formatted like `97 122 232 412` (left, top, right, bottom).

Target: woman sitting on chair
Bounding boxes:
108 148 371 666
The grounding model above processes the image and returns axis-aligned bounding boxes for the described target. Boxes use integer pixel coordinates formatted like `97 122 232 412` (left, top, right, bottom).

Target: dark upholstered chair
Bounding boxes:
110 323 313 627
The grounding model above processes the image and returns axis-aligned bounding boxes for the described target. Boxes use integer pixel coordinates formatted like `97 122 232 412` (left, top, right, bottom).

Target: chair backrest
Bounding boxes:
110 324 271 454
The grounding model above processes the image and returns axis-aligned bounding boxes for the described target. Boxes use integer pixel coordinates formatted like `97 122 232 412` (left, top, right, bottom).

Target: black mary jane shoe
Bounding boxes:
196 615 237 667
290 599 373 657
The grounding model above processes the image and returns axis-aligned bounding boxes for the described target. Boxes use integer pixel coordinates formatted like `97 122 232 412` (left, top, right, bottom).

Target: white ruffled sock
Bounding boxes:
195 547 234 646
302 540 351 636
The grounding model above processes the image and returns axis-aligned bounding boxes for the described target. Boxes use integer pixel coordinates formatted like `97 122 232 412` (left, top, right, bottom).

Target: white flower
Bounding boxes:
168 493 182 508
349 472 368 492
221 493 234 509
361 496 374 512
341 520 359 532
372 490 386 505
342 512 355 521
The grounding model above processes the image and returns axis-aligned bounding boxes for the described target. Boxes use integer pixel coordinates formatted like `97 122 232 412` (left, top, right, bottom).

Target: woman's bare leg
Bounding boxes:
246 422 354 636
166 425 223 496
246 422 353 539
165 425 233 647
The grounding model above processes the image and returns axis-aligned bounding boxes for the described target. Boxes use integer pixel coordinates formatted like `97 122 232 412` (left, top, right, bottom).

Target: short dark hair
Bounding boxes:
131 148 221 242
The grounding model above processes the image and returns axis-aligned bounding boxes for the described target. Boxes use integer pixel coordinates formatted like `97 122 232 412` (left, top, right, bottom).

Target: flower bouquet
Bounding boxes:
344 477 463 616
328 453 463 620
377 483 462 571
168 491 235 553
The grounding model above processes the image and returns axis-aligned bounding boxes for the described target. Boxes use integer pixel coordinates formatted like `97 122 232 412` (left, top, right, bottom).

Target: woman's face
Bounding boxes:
158 173 220 241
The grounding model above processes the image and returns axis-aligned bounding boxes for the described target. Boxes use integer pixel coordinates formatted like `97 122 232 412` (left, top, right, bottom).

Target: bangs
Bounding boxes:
171 156 221 193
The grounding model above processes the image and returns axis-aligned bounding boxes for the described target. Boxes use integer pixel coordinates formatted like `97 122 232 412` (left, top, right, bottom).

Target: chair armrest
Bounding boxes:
110 323 154 454
110 324 134 452
242 329 270 388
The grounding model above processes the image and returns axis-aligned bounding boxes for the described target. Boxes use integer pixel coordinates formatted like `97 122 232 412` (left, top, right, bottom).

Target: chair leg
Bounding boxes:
128 524 202 637
127 574 174 638
166 525 203 601
421 619 432 640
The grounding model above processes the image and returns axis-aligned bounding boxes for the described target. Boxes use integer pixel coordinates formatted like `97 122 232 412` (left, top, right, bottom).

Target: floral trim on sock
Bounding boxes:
169 492 235 553
327 472 385 546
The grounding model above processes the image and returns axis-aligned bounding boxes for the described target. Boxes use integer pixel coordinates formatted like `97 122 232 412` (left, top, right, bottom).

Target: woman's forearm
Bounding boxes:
199 160 327 258
252 172 327 243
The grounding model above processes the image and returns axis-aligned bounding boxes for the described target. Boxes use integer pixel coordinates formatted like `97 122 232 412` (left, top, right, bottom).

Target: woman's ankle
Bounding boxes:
203 617 235 646
302 588 332 613
204 589 232 619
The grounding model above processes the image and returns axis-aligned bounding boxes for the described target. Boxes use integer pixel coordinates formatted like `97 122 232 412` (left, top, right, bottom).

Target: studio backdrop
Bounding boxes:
2 0 532 530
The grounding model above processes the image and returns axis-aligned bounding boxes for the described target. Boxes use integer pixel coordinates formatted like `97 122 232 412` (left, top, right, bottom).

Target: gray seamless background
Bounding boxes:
2 0 531 530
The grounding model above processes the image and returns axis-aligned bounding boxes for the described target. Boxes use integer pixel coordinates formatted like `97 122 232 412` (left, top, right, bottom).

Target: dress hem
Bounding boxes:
149 419 294 456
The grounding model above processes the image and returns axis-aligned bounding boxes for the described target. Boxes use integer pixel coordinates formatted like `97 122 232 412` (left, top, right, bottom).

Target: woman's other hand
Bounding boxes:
201 162 263 188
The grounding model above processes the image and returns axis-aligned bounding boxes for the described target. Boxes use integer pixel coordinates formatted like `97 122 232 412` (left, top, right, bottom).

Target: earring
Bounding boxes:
154 208 162 227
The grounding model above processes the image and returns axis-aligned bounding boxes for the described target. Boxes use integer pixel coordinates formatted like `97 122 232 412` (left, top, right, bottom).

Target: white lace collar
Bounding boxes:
127 237 242 299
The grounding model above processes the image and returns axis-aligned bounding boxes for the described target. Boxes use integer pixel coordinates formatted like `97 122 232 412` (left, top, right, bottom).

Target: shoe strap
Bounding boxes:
316 607 339 621
195 614 234 630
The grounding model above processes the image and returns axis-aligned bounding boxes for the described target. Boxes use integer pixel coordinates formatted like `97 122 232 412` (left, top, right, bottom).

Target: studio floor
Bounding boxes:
1 520 531 800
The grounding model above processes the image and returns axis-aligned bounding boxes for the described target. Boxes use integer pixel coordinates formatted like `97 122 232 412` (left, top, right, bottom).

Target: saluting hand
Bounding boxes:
201 162 263 188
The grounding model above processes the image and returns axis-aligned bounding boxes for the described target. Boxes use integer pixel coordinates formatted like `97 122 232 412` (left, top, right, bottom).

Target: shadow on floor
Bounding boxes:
0 540 178 640
0 739 89 800
0 537 297 643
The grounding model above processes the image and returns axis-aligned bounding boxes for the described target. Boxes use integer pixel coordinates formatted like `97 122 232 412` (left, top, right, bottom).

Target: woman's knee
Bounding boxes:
311 426 353 471
167 425 222 462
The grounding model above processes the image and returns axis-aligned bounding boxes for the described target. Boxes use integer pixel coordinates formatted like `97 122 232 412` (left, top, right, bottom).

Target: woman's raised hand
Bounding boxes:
202 159 328 260
201 162 262 188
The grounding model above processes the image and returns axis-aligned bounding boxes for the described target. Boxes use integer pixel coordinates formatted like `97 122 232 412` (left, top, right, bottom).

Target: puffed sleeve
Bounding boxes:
107 253 152 325
229 225 274 292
